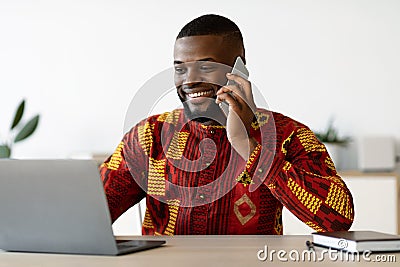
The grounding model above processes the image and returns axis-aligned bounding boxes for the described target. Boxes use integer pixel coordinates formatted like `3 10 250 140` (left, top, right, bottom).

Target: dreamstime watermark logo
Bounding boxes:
122 62 276 207
257 245 397 263
337 239 348 249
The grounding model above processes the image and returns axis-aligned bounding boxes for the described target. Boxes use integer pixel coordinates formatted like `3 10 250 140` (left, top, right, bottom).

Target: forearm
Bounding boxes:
265 158 354 231
242 138 354 231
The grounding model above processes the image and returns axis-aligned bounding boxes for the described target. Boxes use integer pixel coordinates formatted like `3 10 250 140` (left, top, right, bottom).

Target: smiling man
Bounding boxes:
101 14 354 235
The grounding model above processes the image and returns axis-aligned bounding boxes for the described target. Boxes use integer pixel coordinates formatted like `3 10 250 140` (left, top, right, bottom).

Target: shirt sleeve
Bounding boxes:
100 122 149 223
245 119 354 232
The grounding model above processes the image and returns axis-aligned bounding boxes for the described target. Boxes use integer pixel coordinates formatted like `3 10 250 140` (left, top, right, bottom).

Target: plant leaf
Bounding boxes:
0 145 11 158
14 115 40 143
11 99 25 130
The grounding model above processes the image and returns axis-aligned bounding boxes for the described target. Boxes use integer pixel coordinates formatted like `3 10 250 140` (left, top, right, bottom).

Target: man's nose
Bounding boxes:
184 68 202 84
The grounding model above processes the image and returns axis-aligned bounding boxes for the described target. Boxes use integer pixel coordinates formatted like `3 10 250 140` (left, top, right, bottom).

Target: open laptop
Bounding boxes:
0 159 165 255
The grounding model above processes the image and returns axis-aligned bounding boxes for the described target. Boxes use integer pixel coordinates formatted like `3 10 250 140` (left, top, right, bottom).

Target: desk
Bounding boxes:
0 235 399 266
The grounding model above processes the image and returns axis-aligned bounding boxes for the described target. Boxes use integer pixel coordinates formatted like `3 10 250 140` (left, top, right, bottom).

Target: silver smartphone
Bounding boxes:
219 56 249 116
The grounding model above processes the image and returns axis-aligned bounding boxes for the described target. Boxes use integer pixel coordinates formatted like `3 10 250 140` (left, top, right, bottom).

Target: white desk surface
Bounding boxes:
1 235 399 267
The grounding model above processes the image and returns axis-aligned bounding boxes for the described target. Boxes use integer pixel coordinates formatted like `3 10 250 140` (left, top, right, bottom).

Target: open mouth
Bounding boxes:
186 89 214 99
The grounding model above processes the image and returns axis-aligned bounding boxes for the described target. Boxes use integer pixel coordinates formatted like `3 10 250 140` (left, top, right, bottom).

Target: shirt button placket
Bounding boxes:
193 127 219 234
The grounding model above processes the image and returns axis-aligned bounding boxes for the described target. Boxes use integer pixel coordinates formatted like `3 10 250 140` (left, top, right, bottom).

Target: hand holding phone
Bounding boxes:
219 57 249 116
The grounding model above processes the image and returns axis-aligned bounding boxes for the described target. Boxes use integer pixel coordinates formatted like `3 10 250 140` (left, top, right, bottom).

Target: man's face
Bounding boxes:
174 35 241 121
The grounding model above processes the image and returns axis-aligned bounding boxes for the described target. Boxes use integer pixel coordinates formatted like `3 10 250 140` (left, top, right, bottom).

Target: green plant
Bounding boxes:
0 100 40 158
314 118 350 145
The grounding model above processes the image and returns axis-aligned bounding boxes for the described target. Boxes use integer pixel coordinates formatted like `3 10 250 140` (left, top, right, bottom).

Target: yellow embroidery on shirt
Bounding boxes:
166 131 190 159
138 122 154 155
251 111 270 130
142 208 154 229
234 194 256 225
325 183 354 220
164 199 180 236
104 142 124 170
297 128 326 153
301 170 345 187
281 131 294 155
327 175 345 187
200 124 225 129
267 183 276 190
306 221 325 232
246 143 261 170
157 110 181 125
274 205 283 235
287 177 322 215
283 161 292 172
236 170 254 187
148 158 166 196
325 156 336 171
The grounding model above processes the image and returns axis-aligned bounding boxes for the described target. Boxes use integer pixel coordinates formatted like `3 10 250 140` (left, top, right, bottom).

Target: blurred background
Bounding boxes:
1 0 399 169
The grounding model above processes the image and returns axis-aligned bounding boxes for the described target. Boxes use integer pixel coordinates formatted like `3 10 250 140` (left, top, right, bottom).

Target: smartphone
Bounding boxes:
219 56 249 116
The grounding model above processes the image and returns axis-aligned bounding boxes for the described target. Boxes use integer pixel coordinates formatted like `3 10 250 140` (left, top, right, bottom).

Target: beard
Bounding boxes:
178 93 226 124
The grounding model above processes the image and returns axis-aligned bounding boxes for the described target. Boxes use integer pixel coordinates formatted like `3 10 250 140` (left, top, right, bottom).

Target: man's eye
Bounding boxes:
174 67 186 74
200 65 215 72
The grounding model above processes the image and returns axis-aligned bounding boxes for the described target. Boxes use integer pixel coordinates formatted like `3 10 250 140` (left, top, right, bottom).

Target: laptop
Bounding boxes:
0 159 165 255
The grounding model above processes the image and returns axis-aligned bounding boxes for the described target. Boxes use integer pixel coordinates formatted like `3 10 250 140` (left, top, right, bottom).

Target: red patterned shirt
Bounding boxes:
101 109 354 235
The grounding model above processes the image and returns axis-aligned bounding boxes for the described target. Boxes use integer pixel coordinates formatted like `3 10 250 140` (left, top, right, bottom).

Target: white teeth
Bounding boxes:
187 90 213 98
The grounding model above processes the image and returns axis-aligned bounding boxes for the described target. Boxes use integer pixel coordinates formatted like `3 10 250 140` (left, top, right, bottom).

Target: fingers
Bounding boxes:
224 73 254 105
216 85 245 101
216 73 256 112
216 73 248 100
226 73 249 92
215 91 239 108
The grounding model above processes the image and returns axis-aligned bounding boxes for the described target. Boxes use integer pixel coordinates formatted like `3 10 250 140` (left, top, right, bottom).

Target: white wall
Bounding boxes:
1 0 399 169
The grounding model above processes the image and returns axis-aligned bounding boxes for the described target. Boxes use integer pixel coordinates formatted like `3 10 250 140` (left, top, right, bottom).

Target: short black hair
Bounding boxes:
177 14 244 52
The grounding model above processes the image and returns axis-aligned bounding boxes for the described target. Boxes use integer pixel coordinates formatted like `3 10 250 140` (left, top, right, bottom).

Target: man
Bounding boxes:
101 14 354 235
